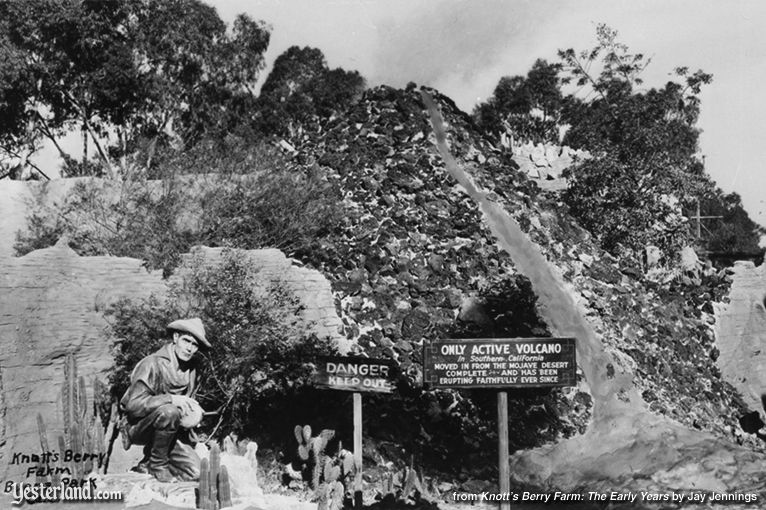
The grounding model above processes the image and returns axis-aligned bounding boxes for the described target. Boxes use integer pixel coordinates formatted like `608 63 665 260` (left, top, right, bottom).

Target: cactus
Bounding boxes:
209 443 220 508
62 354 74 438
35 413 58 485
71 422 83 480
78 376 88 421
295 424 310 462
329 480 344 510
308 429 334 489
309 436 325 490
317 478 344 510
244 441 258 471
222 435 236 454
197 442 233 509
293 424 359 509
218 465 232 508
198 458 212 510
92 377 105 422
93 415 105 471
55 354 109 477
35 460 46 484
57 436 66 460
340 449 355 478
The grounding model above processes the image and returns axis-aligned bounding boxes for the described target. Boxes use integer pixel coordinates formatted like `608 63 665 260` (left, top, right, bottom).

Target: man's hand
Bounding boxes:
170 395 195 415
171 395 204 428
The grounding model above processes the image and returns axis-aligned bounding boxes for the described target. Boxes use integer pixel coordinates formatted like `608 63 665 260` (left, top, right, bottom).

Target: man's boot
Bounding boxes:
149 430 178 483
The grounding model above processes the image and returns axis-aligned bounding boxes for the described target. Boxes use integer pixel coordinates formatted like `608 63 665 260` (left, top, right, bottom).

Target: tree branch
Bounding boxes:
62 91 117 178
34 112 71 160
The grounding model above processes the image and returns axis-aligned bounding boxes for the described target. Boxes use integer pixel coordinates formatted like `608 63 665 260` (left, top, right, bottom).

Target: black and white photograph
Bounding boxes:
1 1 766 508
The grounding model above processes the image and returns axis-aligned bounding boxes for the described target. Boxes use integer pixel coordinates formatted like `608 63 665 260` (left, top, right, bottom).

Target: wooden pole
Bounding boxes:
498 391 510 510
353 392 363 509
696 199 702 239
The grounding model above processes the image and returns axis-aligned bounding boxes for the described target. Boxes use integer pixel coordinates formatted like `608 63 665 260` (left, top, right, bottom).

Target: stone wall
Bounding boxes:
0 178 347 481
714 261 766 413
0 243 166 480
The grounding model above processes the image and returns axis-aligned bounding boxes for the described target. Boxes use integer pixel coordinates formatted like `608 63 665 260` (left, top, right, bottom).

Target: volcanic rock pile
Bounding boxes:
283 84 752 452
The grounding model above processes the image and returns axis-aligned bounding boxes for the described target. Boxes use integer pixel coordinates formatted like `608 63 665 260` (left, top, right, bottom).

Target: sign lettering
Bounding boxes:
424 338 576 388
314 357 395 394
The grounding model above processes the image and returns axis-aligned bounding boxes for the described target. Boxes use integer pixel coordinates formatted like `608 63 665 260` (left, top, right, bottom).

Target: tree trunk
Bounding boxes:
82 122 88 168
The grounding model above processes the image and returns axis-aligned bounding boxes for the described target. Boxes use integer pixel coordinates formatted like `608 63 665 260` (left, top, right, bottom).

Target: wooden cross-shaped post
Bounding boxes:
690 199 723 239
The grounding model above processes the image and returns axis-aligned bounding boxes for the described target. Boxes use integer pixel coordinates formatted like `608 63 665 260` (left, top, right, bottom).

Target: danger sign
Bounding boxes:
314 356 395 394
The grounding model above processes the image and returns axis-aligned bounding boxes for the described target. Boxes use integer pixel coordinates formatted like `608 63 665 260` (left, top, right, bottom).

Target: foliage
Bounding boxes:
698 190 766 256
473 59 564 144
253 46 366 137
14 140 346 276
0 0 271 175
472 25 763 259
558 23 651 96
553 25 714 256
107 250 338 437
563 154 691 254
200 168 344 255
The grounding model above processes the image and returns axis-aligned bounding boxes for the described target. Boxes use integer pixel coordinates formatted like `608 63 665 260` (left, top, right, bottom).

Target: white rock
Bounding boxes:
679 246 700 272
125 483 160 507
646 245 662 268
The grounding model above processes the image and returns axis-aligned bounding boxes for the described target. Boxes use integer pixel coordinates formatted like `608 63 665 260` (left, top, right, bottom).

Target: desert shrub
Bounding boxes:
146 136 288 179
199 168 344 254
107 250 339 438
14 209 66 256
14 141 345 275
13 178 193 273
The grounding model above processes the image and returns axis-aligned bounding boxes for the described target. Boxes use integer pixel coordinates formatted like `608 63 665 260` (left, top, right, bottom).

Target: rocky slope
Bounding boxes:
274 84 766 493
287 85 747 434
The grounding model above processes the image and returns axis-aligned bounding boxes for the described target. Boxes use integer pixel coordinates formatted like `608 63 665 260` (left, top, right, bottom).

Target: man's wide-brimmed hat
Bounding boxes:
167 318 211 349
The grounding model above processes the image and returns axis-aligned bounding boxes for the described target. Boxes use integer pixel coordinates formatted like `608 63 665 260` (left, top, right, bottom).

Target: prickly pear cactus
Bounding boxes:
310 429 335 489
329 480 344 510
293 424 354 508
339 449 355 479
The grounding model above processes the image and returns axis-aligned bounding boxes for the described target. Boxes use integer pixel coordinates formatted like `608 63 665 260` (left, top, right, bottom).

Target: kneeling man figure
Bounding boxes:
120 318 210 482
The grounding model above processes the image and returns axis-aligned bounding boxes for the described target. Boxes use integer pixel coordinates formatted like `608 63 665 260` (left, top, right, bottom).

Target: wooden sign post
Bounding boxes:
314 356 396 509
497 391 510 508
353 392 363 509
424 338 577 510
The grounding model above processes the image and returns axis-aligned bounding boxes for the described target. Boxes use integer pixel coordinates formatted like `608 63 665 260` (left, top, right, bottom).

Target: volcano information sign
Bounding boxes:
422 337 577 510
423 338 577 389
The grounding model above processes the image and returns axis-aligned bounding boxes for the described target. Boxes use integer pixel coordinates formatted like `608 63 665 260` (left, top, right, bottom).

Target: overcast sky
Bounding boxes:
208 0 766 229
